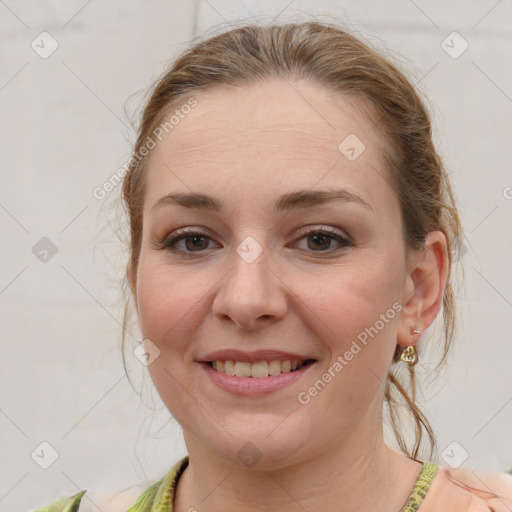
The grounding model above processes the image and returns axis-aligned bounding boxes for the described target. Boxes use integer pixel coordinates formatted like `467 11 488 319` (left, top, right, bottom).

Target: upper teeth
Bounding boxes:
211 360 307 378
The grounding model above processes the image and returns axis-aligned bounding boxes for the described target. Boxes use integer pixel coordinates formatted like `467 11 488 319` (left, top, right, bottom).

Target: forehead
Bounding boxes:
144 79 397 219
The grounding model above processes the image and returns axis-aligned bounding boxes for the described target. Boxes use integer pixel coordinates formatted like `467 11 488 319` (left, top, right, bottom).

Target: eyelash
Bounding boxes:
156 226 352 256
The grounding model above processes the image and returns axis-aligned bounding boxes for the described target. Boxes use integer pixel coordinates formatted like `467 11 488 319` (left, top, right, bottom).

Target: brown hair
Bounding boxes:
120 20 464 461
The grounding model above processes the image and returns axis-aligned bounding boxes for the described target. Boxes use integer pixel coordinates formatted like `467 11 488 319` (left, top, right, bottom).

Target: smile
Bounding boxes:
206 359 314 378
200 359 317 396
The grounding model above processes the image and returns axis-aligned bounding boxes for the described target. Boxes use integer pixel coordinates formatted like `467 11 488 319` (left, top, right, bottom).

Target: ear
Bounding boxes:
126 264 138 315
397 231 450 347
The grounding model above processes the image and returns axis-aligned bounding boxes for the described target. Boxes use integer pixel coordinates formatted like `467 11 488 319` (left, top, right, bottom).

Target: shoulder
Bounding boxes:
97 455 188 510
30 482 155 512
421 463 512 512
98 483 155 511
32 457 188 512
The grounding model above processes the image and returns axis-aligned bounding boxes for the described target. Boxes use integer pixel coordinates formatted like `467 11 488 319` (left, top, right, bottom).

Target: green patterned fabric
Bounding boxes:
31 490 87 512
32 457 437 511
400 461 439 512
31 457 189 512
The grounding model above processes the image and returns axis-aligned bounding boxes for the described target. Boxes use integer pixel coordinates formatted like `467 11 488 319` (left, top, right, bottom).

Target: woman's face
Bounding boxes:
131 79 416 469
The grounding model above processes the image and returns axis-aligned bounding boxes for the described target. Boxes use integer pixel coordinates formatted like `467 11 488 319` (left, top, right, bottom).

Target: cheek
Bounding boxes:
297 259 403 408
303 258 402 342
135 259 212 354
135 263 209 417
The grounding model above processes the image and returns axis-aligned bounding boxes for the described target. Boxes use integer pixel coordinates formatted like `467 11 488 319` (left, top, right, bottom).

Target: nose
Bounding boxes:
211 241 288 330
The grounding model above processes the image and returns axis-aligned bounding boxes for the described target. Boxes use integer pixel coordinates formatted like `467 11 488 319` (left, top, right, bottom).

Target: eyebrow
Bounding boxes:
150 189 373 214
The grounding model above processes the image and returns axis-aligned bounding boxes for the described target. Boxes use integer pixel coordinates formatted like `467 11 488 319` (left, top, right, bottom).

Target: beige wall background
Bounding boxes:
0 1 511 510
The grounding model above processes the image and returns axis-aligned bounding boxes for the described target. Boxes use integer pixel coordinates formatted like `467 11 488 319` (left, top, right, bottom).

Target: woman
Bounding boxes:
35 20 512 512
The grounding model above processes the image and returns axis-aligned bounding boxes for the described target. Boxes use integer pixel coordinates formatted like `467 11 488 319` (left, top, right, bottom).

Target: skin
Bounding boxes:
127 79 449 512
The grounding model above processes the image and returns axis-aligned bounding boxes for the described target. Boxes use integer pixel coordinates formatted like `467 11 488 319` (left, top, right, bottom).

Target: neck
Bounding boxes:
174 423 423 512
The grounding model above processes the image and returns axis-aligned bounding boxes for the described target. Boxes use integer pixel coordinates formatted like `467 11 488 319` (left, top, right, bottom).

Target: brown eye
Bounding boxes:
163 232 215 253
155 226 220 255
306 233 335 251
182 234 210 251
293 227 351 254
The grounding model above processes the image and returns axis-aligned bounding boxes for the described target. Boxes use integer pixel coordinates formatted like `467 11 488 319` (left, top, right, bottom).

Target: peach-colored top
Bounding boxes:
33 456 512 511
417 464 512 511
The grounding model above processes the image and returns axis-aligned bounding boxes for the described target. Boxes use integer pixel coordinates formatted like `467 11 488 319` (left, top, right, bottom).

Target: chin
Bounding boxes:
202 422 315 471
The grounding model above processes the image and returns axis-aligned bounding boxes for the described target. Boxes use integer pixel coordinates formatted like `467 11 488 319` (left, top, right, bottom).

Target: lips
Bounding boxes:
200 356 316 395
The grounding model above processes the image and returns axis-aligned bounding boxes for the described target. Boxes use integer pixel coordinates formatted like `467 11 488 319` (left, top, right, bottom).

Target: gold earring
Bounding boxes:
400 329 421 366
